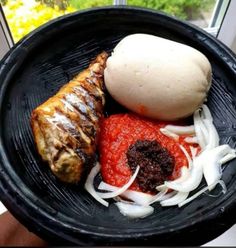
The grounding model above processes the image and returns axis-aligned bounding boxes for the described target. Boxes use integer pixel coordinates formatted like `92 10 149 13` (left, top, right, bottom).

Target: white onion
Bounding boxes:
158 191 176 201
160 191 189 207
157 166 189 192
98 181 154 206
202 145 234 190
174 166 190 183
193 109 207 149
179 144 193 168
178 185 209 207
198 117 208 145
165 155 203 192
220 152 236 164
160 128 179 141
115 202 154 218
164 125 195 135
202 104 213 121
156 184 167 191
148 189 168 204
203 119 219 150
184 136 198 144
190 146 198 158
178 180 227 207
98 166 140 199
218 180 227 194
84 163 109 207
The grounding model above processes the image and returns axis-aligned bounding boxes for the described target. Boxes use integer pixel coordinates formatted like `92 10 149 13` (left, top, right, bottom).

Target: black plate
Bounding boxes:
1 6 236 246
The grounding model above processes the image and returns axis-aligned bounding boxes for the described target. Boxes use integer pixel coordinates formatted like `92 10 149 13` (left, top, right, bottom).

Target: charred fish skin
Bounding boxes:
31 52 108 183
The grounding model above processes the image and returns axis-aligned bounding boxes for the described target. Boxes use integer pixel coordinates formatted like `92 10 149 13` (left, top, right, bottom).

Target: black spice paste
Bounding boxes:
126 140 174 193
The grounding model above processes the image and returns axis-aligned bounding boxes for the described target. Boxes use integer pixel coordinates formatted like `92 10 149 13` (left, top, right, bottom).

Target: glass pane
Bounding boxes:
1 0 221 43
2 0 112 43
127 0 217 29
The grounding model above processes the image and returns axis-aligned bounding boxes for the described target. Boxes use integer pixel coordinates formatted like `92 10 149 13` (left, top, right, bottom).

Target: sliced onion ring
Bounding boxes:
98 181 154 206
190 146 198 158
179 144 193 168
220 152 236 164
202 145 234 190
184 136 198 144
115 202 154 218
160 128 179 141
194 109 207 149
161 191 189 207
164 125 195 135
164 155 203 193
98 166 140 199
84 163 109 207
202 104 213 121
178 180 227 207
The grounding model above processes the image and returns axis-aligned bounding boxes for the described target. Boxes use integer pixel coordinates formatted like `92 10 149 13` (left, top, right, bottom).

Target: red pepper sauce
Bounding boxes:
99 113 199 192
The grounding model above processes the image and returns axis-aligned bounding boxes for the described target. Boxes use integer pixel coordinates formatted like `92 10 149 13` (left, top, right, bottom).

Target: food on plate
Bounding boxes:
98 114 195 192
85 105 236 218
30 37 235 219
31 52 108 183
104 33 212 120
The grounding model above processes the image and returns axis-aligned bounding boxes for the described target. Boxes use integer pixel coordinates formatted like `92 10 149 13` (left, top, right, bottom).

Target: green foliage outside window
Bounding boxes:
2 0 215 42
69 0 215 20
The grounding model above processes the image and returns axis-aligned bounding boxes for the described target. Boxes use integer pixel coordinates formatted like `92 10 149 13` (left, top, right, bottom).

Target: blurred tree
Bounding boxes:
69 0 215 20
0 0 8 6
3 0 75 41
36 0 69 10
69 0 111 9
3 0 215 42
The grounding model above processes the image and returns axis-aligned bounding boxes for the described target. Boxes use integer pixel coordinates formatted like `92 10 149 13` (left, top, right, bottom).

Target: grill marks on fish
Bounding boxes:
31 52 108 183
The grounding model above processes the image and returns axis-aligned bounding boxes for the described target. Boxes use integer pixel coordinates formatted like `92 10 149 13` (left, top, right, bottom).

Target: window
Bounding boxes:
0 0 235 56
0 0 228 43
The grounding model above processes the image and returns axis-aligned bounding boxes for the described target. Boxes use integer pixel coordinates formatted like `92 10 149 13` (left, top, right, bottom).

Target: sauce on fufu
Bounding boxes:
104 34 212 121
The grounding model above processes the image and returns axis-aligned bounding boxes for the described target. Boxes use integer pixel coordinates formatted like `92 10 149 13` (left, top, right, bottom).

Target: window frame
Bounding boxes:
0 4 13 59
216 0 236 52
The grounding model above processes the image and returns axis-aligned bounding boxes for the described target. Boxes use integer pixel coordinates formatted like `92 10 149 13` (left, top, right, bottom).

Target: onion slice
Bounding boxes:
184 136 198 144
178 180 227 207
148 189 168 204
98 181 154 206
165 155 203 192
202 104 213 121
202 145 235 190
164 125 195 135
179 145 193 168
203 119 219 150
160 128 179 141
161 191 189 207
178 185 209 207
115 202 154 218
170 166 190 184
157 166 190 192
158 191 176 201
84 163 109 207
190 146 198 158
194 109 207 149
98 166 140 199
220 152 236 164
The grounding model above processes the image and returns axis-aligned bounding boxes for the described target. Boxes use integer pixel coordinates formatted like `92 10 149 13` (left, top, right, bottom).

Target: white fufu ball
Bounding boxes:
104 34 212 120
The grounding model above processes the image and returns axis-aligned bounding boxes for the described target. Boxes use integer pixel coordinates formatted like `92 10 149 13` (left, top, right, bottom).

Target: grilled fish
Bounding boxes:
31 52 108 183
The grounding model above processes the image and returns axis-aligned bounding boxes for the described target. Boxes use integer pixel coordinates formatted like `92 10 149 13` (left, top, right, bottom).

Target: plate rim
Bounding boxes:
0 5 236 245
